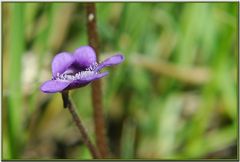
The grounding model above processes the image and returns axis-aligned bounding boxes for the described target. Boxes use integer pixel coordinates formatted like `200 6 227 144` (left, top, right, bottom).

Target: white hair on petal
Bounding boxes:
55 65 98 81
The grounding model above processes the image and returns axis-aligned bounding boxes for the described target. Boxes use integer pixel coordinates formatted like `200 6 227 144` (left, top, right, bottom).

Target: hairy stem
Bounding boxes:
61 91 101 158
86 3 110 158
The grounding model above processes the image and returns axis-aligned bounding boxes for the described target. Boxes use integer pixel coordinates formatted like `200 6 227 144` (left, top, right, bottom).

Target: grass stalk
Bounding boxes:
86 3 110 158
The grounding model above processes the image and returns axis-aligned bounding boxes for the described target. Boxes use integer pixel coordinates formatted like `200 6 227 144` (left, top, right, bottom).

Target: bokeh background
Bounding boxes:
2 2 238 159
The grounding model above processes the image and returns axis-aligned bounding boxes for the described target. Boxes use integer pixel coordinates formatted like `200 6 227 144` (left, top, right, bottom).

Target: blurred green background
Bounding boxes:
2 2 238 159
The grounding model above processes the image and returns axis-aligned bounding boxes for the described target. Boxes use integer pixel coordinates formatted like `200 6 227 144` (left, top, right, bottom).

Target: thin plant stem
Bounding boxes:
61 91 101 159
85 3 110 158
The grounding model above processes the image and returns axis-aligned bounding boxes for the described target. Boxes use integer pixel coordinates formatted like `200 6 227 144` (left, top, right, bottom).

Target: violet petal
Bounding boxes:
40 80 70 93
73 46 97 68
52 52 74 77
68 71 109 89
95 54 124 71
80 71 109 82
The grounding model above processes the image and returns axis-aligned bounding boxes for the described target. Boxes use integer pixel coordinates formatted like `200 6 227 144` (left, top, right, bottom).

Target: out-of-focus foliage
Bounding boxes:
2 2 238 159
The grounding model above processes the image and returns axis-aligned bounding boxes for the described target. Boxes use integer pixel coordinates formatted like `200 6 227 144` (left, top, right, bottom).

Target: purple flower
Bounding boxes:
40 46 124 93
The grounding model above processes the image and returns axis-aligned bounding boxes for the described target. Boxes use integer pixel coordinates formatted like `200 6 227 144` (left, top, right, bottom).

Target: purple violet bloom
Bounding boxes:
40 46 124 93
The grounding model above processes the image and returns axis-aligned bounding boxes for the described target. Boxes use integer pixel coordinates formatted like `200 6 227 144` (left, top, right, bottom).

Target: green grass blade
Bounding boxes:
7 3 25 159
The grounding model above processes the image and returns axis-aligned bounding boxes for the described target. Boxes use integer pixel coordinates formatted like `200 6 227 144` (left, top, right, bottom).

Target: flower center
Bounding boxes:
56 71 97 81
55 62 99 81
85 62 98 71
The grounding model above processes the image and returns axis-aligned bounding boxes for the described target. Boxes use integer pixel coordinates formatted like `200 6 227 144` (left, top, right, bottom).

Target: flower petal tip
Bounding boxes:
40 80 70 93
73 46 97 68
51 52 74 77
115 54 125 63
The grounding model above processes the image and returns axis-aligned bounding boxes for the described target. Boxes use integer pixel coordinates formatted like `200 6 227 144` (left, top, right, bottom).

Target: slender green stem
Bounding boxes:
61 92 101 159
